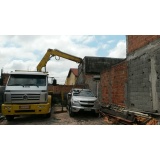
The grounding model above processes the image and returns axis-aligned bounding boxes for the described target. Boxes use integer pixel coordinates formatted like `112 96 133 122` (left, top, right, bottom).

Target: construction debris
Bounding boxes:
100 104 159 125
0 114 5 122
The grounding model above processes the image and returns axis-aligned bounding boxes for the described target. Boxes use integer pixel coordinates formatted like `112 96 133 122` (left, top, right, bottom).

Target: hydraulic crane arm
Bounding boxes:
37 49 83 72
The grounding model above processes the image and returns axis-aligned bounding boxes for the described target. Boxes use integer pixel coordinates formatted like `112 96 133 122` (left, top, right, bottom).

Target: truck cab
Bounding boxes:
2 71 52 121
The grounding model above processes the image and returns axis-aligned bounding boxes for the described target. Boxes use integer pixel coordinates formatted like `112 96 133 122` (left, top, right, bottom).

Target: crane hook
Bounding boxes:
55 56 60 60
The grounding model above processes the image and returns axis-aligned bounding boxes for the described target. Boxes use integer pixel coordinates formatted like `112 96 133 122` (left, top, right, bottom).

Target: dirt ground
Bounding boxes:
0 104 107 125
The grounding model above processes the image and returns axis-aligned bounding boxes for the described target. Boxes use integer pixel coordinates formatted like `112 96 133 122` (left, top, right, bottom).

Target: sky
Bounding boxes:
0 35 126 84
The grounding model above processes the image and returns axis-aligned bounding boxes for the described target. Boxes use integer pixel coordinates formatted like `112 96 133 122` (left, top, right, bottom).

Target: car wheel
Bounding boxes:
69 105 74 117
6 115 14 121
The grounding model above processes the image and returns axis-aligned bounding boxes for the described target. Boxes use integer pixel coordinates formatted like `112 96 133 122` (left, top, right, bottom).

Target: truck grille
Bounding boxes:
11 94 40 101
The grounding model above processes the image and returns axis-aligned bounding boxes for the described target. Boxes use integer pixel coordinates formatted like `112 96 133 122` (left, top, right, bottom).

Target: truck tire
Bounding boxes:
45 112 51 118
6 115 14 121
44 95 52 118
45 107 52 118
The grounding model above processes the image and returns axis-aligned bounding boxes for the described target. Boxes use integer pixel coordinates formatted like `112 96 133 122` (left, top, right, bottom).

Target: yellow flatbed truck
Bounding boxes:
2 71 52 121
2 48 82 121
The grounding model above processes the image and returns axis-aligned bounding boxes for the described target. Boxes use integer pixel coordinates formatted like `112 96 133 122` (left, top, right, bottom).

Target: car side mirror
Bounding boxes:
68 93 71 97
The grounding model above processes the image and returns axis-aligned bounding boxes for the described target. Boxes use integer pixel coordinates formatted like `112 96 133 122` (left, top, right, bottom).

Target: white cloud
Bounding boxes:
3 60 37 72
44 58 79 84
0 36 126 84
70 35 95 44
107 40 115 44
107 40 126 58
0 35 98 84
101 44 108 49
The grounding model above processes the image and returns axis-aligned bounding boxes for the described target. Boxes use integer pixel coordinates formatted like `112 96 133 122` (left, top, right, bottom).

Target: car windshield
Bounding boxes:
7 74 46 86
73 91 95 97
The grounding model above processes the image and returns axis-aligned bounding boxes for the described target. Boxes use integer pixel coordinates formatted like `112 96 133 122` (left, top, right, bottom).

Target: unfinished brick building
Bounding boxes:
126 35 160 112
76 56 124 98
77 36 160 114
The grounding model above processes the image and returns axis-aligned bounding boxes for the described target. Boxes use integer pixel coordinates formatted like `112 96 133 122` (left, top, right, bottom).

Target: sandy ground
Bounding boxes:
0 105 107 125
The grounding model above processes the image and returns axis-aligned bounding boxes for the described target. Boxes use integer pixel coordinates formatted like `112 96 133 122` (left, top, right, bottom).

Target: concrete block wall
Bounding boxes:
127 54 152 111
84 74 100 97
127 36 160 112
84 56 124 74
100 60 127 106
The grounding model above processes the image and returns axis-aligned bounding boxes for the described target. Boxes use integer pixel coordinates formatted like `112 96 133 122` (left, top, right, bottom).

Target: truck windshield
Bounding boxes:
7 74 46 86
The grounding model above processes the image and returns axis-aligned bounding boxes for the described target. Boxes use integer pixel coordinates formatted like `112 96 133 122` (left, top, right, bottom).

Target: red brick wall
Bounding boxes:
101 70 111 104
100 61 127 106
1 73 9 86
111 61 127 106
48 84 85 94
127 35 160 54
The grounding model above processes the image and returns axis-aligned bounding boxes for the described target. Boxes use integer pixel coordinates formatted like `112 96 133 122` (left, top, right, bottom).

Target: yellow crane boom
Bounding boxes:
37 49 83 72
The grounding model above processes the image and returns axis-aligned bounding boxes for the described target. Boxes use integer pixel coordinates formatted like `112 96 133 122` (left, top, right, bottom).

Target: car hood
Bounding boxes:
72 96 97 101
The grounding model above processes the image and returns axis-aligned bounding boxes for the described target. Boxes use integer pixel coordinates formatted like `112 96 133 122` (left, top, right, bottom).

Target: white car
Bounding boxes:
67 88 100 117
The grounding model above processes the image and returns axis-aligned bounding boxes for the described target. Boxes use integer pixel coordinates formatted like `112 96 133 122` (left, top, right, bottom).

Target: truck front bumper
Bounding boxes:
1 103 51 116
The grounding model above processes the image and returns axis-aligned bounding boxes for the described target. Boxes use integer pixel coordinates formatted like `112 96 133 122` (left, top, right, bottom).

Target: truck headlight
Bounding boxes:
38 106 45 108
4 106 11 110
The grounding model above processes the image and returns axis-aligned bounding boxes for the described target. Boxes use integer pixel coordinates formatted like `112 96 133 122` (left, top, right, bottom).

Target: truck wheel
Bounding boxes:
45 112 51 118
69 106 74 117
45 107 52 118
6 115 14 121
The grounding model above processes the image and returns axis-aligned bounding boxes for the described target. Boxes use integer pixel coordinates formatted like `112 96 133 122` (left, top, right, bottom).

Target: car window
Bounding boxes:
73 93 80 96
73 91 95 97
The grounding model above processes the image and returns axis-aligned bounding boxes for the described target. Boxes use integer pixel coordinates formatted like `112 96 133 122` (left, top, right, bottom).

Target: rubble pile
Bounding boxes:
100 104 159 125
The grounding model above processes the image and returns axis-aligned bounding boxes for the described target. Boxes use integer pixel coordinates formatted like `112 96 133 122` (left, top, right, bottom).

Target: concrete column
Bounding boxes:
150 56 159 112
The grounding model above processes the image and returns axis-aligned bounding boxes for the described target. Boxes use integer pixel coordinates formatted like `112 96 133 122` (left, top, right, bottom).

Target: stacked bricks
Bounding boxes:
127 35 160 54
100 61 127 106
